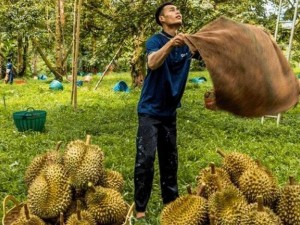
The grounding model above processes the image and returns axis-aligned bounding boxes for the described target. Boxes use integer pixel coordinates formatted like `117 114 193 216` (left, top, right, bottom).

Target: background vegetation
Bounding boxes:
1 71 300 224
0 0 299 85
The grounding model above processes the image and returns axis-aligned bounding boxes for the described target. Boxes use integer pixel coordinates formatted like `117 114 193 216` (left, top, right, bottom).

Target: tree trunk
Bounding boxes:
55 0 65 79
17 35 23 76
0 56 3 79
130 28 146 88
32 49 38 77
18 36 29 77
32 38 63 80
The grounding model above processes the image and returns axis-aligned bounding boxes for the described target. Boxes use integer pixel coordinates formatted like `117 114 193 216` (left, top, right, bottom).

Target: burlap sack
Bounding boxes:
184 16 299 117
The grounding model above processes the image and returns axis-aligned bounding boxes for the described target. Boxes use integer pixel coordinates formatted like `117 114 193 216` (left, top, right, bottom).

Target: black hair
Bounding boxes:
155 2 174 26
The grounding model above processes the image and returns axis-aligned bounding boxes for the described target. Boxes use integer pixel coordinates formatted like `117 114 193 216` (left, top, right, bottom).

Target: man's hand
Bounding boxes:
170 33 186 47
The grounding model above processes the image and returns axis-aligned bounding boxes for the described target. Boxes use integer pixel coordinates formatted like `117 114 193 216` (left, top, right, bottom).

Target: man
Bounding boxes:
5 58 14 84
133 2 200 223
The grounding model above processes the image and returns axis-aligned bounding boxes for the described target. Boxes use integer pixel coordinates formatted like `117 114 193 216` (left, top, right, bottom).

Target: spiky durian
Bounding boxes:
65 210 96 225
64 135 104 189
238 167 279 207
196 162 233 198
208 185 248 225
66 201 96 225
85 183 128 225
276 176 300 225
160 184 208 225
217 149 257 185
28 164 72 219
240 196 282 225
11 204 46 225
24 141 63 187
98 169 125 193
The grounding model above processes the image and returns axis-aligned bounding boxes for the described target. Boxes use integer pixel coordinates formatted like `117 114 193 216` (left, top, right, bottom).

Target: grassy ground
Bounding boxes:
1 71 300 224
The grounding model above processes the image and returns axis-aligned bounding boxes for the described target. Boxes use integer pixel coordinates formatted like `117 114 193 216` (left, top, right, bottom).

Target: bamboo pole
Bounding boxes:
94 44 123 90
71 0 83 110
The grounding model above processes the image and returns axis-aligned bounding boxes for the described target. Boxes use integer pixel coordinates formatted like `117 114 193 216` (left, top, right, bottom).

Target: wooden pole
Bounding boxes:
71 0 83 110
94 44 123 90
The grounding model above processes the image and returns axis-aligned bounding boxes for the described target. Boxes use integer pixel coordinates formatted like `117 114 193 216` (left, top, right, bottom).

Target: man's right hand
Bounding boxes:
170 33 186 47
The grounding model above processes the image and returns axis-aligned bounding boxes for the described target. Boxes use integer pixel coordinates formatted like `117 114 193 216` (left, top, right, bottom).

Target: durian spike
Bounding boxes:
88 182 96 192
257 195 264 212
196 182 206 196
216 148 225 158
210 215 216 225
55 141 63 151
210 162 216 174
60 212 64 225
186 184 192 194
24 204 30 220
289 176 296 185
86 135 91 145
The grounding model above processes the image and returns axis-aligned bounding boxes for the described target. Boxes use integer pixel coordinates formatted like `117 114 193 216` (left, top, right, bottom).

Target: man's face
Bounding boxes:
159 5 182 26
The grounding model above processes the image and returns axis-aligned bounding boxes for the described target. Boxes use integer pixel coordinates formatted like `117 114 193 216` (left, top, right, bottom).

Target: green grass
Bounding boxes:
1 71 300 224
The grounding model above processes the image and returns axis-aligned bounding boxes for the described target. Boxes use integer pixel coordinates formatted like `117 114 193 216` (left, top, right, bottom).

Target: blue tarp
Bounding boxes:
49 80 63 90
38 74 47 80
189 77 207 84
113 81 130 93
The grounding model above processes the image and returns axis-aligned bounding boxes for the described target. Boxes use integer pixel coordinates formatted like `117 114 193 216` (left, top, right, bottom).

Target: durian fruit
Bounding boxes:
24 141 63 187
238 166 279 207
217 149 257 185
64 135 104 189
240 196 282 225
11 203 46 225
276 176 300 225
160 183 208 225
98 169 125 193
85 183 128 225
208 185 248 225
66 200 97 225
196 162 233 198
28 164 72 219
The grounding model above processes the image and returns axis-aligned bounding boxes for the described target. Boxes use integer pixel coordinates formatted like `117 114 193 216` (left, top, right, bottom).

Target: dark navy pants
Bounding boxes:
134 114 179 212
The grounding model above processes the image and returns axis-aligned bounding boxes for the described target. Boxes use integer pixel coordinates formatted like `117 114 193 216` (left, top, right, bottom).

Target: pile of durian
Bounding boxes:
160 149 300 225
12 135 130 225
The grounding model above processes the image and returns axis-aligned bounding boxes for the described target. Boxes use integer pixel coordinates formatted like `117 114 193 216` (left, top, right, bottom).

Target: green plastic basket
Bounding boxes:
13 108 47 132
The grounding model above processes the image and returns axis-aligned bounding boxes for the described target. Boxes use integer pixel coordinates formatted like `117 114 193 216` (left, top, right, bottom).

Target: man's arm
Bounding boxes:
147 33 186 70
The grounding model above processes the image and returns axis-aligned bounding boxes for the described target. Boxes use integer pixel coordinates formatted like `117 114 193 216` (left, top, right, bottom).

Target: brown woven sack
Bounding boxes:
184 16 299 117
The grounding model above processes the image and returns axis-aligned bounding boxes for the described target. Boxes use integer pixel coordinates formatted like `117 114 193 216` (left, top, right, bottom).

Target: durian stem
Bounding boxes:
60 212 64 225
77 209 82 221
257 195 264 212
289 176 296 185
186 185 192 194
255 159 262 167
86 135 91 145
196 182 206 196
55 141 63 151
24 204 30 220
210 215 216 225
210 162 216 174
88 182 96 192
216 149 225 158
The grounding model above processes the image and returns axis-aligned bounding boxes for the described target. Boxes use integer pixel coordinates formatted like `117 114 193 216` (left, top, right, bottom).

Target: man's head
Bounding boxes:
155 2 182 27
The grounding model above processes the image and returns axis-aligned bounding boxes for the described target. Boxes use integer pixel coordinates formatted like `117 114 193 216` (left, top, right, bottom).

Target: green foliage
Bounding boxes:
1 71 300 224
